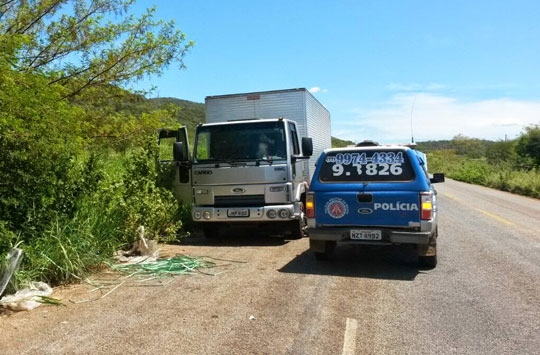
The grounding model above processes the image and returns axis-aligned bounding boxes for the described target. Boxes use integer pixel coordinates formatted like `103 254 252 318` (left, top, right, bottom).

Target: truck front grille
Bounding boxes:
214 195 265 207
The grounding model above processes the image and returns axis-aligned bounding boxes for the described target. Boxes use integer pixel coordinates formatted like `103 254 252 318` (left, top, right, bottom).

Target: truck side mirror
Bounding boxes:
430 173 445 183
158 129 178 142
173 142 185 161
302 137 313 157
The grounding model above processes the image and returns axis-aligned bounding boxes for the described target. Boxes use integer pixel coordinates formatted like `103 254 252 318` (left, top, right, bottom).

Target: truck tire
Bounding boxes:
287 201 307 240
288 218 306 240
311 240 336 260
419 255 437 269
202 224 222 239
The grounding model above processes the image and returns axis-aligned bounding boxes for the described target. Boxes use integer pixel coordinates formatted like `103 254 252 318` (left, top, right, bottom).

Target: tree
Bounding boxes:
451 134 487 158
0 0 191 232
0 0 193 98
516 124 540 168
486 140 516 164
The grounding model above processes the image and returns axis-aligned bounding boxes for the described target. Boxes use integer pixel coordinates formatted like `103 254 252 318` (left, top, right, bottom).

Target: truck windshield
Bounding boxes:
194 121 287 163
319 149 415 182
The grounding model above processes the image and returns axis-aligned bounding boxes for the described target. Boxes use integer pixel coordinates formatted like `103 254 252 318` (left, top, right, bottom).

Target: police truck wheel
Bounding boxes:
313 241 336 260
418 228 437 268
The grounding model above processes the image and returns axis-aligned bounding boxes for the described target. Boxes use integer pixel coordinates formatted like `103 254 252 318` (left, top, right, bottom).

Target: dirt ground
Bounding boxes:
1 179 539 354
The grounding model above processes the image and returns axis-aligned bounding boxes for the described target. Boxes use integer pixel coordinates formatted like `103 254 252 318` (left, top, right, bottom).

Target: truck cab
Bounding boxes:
306 143 444 268
191 118 313 238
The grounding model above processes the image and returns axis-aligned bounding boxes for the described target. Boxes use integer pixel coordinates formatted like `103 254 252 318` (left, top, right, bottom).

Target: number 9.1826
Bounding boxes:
332 163 403 176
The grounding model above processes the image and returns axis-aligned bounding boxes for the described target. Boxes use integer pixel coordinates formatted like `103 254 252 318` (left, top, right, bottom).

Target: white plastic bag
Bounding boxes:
0 248 23 296
0 281 53 311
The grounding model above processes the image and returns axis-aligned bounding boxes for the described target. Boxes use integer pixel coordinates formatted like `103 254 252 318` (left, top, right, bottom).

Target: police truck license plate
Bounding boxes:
227 208 249 217
350 230 382 240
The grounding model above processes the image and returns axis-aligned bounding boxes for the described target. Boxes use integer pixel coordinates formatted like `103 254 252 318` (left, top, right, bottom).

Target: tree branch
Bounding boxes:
62 49 138 98
17 0 65 35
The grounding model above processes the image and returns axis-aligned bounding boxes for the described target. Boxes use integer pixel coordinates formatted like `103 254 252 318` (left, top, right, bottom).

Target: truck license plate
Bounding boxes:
350 230 382 240
227 208 250 217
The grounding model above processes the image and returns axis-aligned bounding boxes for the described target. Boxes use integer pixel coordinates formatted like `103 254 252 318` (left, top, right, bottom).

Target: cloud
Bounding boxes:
309 86 328 93
336 93 540 143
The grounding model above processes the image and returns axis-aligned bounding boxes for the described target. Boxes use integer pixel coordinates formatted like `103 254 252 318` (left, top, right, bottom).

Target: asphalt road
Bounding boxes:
1 179 539 354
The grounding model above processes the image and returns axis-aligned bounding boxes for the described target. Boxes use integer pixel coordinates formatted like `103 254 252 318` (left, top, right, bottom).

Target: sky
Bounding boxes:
133 0 540 143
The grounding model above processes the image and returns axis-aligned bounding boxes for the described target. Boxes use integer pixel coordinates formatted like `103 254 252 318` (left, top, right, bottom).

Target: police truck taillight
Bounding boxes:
420 192 433 220
306 193 315 218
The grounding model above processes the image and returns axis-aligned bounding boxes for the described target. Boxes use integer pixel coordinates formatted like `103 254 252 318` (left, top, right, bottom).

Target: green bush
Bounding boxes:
0 143 184 287
428 150 540 198
485 168 540 197
121 145 182 243
516 125 540 169
452 159 492 185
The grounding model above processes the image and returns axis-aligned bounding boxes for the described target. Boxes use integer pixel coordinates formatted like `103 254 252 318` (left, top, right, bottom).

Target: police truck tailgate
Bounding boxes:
314 190 420 226
311 148 425 228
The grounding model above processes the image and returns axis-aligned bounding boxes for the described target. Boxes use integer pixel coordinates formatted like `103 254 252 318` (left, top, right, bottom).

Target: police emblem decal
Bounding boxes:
325 198 349 219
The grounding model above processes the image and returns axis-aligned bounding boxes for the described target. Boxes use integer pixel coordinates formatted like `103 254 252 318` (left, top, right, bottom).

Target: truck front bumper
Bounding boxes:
192 204 301 223
307 227 431 245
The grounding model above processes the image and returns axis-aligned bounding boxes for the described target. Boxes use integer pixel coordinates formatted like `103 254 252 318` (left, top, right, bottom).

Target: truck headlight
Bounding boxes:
278 209 289 218
267 210 277 218
203 211 211 220
193 211 202 220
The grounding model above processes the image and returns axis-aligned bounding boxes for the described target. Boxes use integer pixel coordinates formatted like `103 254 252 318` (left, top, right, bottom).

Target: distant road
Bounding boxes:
1 179 539 354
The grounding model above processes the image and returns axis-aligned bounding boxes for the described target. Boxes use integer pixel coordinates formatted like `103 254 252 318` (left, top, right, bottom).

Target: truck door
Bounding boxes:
158 127 192 204
288 122 303 181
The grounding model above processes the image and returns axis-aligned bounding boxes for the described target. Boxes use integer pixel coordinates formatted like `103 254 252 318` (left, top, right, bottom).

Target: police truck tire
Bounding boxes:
418 228 437 268
313 241 336 260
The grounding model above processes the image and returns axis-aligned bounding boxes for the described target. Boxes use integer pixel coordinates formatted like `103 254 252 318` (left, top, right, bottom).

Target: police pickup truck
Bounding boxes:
306 142 444 268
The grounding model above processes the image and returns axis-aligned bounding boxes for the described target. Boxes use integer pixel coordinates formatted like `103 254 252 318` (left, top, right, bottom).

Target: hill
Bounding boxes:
415 140 453 152
331 136 355 148
125 96 350 146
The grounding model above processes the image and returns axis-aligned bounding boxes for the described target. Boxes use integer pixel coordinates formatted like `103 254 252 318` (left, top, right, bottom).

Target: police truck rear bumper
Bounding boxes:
307 227 431 245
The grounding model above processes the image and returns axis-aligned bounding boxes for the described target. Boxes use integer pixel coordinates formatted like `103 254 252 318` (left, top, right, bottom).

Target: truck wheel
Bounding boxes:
288 218 306 240
202 224 222 239
418 255 437 269
311 240 336 260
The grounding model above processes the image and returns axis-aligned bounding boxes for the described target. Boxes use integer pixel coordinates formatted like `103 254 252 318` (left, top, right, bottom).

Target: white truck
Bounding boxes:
161 88 331 238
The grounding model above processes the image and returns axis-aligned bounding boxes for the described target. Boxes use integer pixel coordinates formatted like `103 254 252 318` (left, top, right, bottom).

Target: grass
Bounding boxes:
428 150 540 198
17 200 125 285
1 149 189 291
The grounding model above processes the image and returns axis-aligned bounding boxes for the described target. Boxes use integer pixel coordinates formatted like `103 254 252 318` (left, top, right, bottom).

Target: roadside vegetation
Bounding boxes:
331 136 355 148
420 128 540 198
0 0 193 288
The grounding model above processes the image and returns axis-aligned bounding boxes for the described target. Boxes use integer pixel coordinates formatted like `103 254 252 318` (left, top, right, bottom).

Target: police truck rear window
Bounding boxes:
319 150 415 182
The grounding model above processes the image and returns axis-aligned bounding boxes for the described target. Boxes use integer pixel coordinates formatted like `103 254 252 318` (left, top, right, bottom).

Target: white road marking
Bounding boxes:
342 317 358 355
